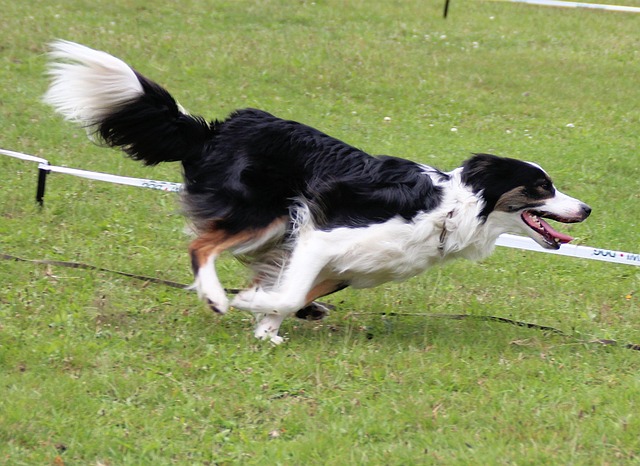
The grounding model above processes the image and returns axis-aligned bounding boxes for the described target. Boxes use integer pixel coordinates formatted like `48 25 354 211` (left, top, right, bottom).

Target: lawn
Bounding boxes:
1 0 639 464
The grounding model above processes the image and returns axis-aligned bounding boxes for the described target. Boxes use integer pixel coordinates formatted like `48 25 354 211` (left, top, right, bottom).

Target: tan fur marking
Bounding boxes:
189 218 287 269
304 280 345 306
189 230 251 267
494 187 546 213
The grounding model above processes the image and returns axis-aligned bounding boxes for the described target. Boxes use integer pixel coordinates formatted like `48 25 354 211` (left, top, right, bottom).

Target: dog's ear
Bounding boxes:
461 153 511 195
461 154 514 219
461 153 549 219
461 153 501 187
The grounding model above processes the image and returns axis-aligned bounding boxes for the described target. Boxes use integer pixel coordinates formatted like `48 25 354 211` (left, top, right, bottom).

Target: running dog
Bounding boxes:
44 40 591 343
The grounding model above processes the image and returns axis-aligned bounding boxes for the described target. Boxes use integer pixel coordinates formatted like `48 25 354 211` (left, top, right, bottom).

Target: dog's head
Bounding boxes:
461 153 591 249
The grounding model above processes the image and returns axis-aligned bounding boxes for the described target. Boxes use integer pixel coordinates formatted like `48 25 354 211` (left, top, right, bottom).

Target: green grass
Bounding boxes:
1 0 639 464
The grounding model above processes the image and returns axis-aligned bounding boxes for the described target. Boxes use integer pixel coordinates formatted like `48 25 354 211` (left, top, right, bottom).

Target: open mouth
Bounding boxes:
521 210 574 250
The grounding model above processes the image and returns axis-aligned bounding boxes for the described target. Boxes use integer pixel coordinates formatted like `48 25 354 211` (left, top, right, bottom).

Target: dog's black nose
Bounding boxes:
581 204 592 219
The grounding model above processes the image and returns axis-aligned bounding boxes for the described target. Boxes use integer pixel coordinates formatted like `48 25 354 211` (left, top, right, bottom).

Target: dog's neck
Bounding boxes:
435 170 501 262
437 210 455 253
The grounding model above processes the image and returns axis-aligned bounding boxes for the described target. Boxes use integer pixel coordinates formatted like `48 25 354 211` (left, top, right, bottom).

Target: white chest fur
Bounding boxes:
304 180 497 289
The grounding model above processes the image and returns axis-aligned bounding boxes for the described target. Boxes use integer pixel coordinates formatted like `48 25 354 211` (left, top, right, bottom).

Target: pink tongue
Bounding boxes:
538 217 574 243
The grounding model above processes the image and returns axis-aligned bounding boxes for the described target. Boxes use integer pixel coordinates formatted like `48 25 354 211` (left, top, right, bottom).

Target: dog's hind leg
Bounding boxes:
189 231 238 314
294 301 335 321
292 276 349 320
189 220 286 314
295 280 348 320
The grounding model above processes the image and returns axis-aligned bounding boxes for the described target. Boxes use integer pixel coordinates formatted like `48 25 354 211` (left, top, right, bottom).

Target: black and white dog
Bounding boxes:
44 41 591 343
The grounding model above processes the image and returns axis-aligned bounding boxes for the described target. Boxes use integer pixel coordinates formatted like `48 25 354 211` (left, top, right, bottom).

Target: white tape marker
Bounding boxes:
3 148 638 266
0 148 49 165
497 234 640 267
493 0 640 13
39 163 182 192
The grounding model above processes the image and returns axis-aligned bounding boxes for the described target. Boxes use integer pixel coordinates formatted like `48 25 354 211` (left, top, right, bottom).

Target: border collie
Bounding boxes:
44 40 591 343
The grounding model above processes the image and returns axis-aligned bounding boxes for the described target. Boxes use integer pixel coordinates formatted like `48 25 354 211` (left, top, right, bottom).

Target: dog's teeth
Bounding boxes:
532 215 542 227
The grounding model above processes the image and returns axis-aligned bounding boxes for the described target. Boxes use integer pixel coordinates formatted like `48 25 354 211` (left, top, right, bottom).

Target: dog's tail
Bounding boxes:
43 40 211 166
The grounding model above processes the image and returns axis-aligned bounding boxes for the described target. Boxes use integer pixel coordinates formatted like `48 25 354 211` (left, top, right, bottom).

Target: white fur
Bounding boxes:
253 314 286 344
232 171 493 343
43 40 144 127
42 41 588 344
232 168 588 344
539 189 588 220
191 254 230 314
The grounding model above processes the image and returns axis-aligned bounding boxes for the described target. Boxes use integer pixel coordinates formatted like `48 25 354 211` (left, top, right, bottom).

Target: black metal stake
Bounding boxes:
36 164 49 207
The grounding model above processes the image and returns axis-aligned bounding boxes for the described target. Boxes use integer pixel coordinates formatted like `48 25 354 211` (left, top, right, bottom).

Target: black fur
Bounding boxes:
46 41 594 339
96 72 444 234
461 153 554 219
98 72 212 166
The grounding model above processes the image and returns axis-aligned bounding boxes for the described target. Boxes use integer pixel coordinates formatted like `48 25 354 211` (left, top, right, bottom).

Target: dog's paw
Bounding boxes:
295 301 334 321
255 331 285 345
253 314 285 344
193 279 229 314
205 296 229 314
268 335 285 345
232 287 278 313
232 287 307 315
231 287 259 311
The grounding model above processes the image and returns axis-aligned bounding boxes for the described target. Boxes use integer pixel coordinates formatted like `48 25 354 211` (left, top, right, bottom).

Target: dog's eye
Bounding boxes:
524 180 553 198
537 180 552 191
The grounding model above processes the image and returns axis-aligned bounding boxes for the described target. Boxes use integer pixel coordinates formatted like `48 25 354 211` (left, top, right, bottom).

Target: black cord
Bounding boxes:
3 251 638 351
1 252 193 290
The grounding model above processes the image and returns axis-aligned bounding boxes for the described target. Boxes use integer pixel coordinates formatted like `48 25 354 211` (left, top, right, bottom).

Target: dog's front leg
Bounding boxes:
233 232 333 342
246 279 345 343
